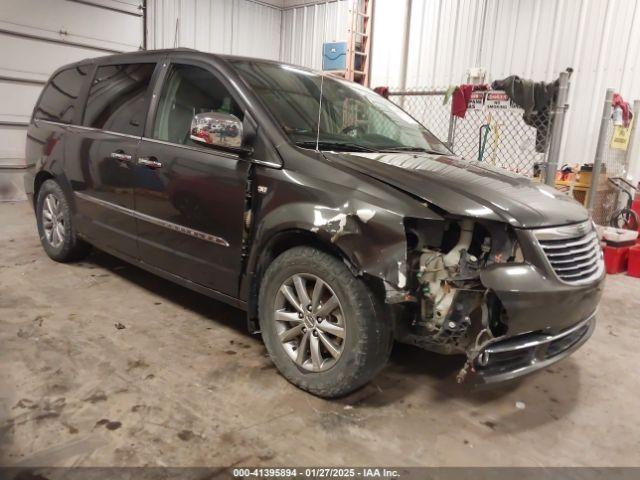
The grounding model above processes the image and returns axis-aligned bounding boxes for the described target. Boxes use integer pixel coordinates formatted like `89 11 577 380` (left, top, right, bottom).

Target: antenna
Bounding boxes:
173 17 180 48
315 0 330 151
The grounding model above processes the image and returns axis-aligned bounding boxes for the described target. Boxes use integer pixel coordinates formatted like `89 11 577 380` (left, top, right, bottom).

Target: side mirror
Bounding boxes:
190 112 249 153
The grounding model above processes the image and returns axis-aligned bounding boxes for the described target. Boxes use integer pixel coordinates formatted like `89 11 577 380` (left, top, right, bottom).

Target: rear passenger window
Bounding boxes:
83 63 155 136
34 66 89 124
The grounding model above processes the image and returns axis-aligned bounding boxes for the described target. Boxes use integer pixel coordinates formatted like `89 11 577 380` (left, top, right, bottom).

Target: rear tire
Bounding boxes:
259 246 392 398
36 179 91 262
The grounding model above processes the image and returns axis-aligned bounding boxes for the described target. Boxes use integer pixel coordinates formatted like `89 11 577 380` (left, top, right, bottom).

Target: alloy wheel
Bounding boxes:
42 193 65 248
274 273 346 372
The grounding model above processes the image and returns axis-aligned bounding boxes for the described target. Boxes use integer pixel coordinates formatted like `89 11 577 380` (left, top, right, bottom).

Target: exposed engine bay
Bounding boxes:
397 217 523 381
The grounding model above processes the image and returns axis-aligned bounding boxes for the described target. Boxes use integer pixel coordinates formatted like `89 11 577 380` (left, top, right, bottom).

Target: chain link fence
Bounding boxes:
588 91 638 225
589 121 627 224
388 88 556 179
387 83 640 228
390 90 453 146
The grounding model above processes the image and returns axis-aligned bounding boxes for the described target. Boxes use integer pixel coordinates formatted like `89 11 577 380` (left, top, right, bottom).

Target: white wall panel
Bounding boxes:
0 83 42 126
0 0 143 200
0 0 144 52
147 0 281 59
370 0 640 176
0 33 112 83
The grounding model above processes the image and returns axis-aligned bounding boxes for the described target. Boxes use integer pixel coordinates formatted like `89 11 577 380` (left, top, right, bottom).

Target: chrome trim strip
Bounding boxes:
560 262 600 279
141 136 239 160
553 256 601 272
549 250 599 264
532 220 593 240
477 313 596 384
37 120 142 141
140 136 282 168
74 192 230 247
538 231 597 249
545 241 599 258
484 311 596 354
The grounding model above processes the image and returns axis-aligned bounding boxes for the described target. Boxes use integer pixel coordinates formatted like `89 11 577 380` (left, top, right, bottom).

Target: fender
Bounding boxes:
241 162 444 309
26 120 73 207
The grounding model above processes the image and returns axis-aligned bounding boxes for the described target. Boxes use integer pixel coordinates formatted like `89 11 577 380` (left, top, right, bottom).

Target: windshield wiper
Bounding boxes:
295 140 376 152
378 146 446 155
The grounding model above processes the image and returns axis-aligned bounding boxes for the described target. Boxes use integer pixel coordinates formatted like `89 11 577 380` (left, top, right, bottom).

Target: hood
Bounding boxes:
322 151 589 229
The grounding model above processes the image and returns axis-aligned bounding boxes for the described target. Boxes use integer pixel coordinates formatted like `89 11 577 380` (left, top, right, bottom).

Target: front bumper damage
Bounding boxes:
395 218 605 385
470 310 596 384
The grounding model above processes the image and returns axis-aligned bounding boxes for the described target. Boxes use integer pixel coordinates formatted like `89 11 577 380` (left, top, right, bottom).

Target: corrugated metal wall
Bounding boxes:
147 0 350 69
280 0 350 69
147 0 282 59
370 0 640 176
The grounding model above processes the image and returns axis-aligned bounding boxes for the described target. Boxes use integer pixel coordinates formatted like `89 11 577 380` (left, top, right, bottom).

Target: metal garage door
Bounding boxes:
0 0 144 200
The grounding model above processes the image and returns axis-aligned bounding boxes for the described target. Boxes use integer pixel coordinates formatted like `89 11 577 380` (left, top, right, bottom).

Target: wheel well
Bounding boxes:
33 171 55 207
246 229 358 332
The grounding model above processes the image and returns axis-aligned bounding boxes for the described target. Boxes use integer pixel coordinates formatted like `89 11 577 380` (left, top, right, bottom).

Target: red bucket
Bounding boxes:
628 245 640 278
604 245 630 274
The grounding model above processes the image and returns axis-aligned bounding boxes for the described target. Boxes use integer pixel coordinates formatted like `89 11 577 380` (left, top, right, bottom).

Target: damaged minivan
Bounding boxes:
25 49 604 397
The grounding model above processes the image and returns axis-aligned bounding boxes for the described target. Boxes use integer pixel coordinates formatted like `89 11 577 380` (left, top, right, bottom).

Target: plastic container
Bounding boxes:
604 245 630 274
602 226 639 244
628 246 640 278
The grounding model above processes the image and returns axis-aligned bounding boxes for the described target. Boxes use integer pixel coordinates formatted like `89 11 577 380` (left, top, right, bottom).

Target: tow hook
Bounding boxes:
456 327 495 383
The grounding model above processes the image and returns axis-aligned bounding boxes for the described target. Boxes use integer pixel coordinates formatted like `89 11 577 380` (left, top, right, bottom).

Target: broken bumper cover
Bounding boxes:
472 310 596 384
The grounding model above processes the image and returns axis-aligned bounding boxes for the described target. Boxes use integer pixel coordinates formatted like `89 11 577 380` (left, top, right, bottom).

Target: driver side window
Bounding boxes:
153 64 243 146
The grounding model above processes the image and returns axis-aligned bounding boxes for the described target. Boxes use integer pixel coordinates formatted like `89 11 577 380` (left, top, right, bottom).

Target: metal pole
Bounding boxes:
397 0 412 108
447 114 456 151
545 71 570 185
623 100 640 178
587 89 614 213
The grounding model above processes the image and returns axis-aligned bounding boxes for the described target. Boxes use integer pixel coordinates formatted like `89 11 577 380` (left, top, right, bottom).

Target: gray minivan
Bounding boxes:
24 49 604 397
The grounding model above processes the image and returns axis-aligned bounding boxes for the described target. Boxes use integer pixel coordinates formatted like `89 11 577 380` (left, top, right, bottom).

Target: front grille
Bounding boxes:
533 221 603 285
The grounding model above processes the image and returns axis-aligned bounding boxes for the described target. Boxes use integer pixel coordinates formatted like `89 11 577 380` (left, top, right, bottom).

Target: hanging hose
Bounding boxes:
477 123 491 162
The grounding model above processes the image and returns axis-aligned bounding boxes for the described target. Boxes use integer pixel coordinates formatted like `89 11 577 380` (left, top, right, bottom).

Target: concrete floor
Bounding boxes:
1 200 640 467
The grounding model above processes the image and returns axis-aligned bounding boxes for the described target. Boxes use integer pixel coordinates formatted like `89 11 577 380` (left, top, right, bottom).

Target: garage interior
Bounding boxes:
2 0 640 472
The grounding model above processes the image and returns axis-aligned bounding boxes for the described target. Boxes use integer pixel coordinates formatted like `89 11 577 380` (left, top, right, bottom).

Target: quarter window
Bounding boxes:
153 64 243 145
34 66 90 124
83 63 156 136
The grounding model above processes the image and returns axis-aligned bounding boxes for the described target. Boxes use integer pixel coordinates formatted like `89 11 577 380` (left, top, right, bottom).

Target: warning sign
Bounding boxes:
467 91 485 110
485 91 513 109
611 119 633 151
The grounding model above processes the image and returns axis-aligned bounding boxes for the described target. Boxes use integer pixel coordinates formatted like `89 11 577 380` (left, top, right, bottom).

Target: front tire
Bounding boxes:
36 179 91 262
259 246 392 398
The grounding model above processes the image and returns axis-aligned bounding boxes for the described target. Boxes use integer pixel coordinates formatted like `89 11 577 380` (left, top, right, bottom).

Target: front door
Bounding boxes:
68 62 156 260
133 62 249 297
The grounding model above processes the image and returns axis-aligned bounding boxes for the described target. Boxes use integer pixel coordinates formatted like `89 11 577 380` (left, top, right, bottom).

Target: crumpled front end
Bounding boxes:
394 217 605 384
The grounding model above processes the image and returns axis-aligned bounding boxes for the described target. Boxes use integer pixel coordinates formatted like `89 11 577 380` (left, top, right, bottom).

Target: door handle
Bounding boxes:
110 151 132 162
138 156 162 169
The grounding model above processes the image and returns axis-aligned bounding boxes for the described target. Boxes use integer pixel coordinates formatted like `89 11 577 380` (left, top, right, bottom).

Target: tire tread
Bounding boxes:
259 246 392 398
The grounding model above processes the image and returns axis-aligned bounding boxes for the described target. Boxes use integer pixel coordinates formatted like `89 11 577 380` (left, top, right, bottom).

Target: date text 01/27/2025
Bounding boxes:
232 468 401 478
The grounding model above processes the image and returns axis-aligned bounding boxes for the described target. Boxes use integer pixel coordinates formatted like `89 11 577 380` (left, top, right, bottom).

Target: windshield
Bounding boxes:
231 60 450 155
